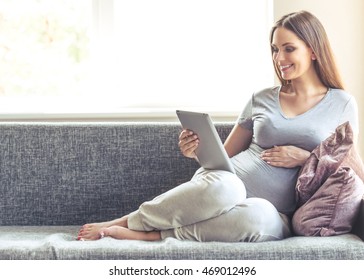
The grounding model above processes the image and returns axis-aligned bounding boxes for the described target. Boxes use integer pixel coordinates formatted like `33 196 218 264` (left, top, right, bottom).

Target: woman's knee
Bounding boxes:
195 170 246 203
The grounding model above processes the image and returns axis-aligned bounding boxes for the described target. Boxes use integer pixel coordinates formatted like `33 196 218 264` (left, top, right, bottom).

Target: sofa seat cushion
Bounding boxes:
1 226 364 260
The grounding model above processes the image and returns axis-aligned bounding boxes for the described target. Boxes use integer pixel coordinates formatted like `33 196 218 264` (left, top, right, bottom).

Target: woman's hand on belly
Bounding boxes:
260 145 310 168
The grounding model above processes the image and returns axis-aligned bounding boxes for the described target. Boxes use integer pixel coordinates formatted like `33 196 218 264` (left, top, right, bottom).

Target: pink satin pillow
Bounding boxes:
292 122 364 236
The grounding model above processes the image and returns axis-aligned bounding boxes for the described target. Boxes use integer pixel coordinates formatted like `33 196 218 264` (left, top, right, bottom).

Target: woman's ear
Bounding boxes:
311 52 317 60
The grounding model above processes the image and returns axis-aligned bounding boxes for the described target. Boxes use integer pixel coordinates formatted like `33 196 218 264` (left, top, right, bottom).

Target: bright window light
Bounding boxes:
0 0 91 97
0 0 273 118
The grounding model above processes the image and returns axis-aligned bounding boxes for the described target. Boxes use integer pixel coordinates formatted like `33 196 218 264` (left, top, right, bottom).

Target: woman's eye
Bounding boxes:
285 47 295 53
271 47 278 53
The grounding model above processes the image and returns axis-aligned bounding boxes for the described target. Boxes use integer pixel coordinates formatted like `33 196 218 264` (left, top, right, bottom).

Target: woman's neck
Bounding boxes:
284 74 327 97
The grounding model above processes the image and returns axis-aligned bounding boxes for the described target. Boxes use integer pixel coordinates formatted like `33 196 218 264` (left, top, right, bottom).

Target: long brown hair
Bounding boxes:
270 11 344 89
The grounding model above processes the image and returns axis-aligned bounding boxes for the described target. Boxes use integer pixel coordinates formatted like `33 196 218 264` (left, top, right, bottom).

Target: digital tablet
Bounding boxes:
176 110 235 173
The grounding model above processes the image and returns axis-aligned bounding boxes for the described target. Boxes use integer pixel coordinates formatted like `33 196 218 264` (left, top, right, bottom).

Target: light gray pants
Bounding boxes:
128 168 291 242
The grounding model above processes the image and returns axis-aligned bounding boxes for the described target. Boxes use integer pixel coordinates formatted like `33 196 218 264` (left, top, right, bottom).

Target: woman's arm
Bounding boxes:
224 124 253 158
260 129 359 169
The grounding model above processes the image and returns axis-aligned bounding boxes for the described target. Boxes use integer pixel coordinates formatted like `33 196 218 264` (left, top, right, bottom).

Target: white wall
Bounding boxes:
274 0 364 157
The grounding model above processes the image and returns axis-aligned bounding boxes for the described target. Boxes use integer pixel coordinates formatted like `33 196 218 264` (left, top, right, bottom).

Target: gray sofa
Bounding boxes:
0 122 363 260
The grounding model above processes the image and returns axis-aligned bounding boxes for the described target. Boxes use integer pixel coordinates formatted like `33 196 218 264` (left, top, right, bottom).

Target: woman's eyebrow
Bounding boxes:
271 42 295 48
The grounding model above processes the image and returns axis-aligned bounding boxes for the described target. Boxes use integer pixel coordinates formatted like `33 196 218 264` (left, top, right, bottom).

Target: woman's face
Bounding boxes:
271 27 316 82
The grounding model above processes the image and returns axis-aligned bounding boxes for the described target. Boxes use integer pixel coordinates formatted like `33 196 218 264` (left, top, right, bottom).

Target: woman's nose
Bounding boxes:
273 50 284 62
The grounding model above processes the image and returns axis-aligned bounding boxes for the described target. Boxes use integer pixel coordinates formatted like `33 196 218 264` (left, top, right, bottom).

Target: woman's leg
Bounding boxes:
79 198 291 242
78 169 246 240
160 198 292 242
127 169 246 231
100 226 161 241
77 215 129 240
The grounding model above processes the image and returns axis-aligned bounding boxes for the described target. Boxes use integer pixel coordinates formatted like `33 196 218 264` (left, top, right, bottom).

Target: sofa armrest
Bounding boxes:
353 196 364 241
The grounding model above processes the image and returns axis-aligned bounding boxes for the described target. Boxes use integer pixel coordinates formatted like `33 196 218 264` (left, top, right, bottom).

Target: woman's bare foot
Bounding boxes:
100 225 161 241
77 223 107 240
77 215 128 241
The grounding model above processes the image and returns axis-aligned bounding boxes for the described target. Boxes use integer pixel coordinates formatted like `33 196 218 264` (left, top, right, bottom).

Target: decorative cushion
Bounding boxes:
292 122 364 236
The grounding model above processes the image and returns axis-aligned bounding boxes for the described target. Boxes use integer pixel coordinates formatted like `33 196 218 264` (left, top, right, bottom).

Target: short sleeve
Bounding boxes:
339 96 359 135
237 97 253 131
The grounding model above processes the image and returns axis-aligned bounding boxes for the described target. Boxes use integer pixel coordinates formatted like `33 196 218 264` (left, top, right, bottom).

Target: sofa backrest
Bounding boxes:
0 122 233 226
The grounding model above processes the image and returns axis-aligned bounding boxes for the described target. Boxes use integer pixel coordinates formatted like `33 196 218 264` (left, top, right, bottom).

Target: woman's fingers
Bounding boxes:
178 129 199 158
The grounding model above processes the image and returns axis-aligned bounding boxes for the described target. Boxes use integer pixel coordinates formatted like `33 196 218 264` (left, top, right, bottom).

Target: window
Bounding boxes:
0 0 92 116
0 0 273 119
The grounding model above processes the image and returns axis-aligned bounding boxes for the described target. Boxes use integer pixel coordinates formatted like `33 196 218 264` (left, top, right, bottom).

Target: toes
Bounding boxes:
77 227 91 241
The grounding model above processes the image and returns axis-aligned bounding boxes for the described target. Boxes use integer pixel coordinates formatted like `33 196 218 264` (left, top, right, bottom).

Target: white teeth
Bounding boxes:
280 64 292 70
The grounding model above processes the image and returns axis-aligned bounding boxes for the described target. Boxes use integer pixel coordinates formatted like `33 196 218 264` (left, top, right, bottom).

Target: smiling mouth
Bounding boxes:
279 64 293 71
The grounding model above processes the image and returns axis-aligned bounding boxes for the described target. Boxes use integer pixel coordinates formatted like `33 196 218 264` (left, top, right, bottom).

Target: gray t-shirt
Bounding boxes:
231 86 359 215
